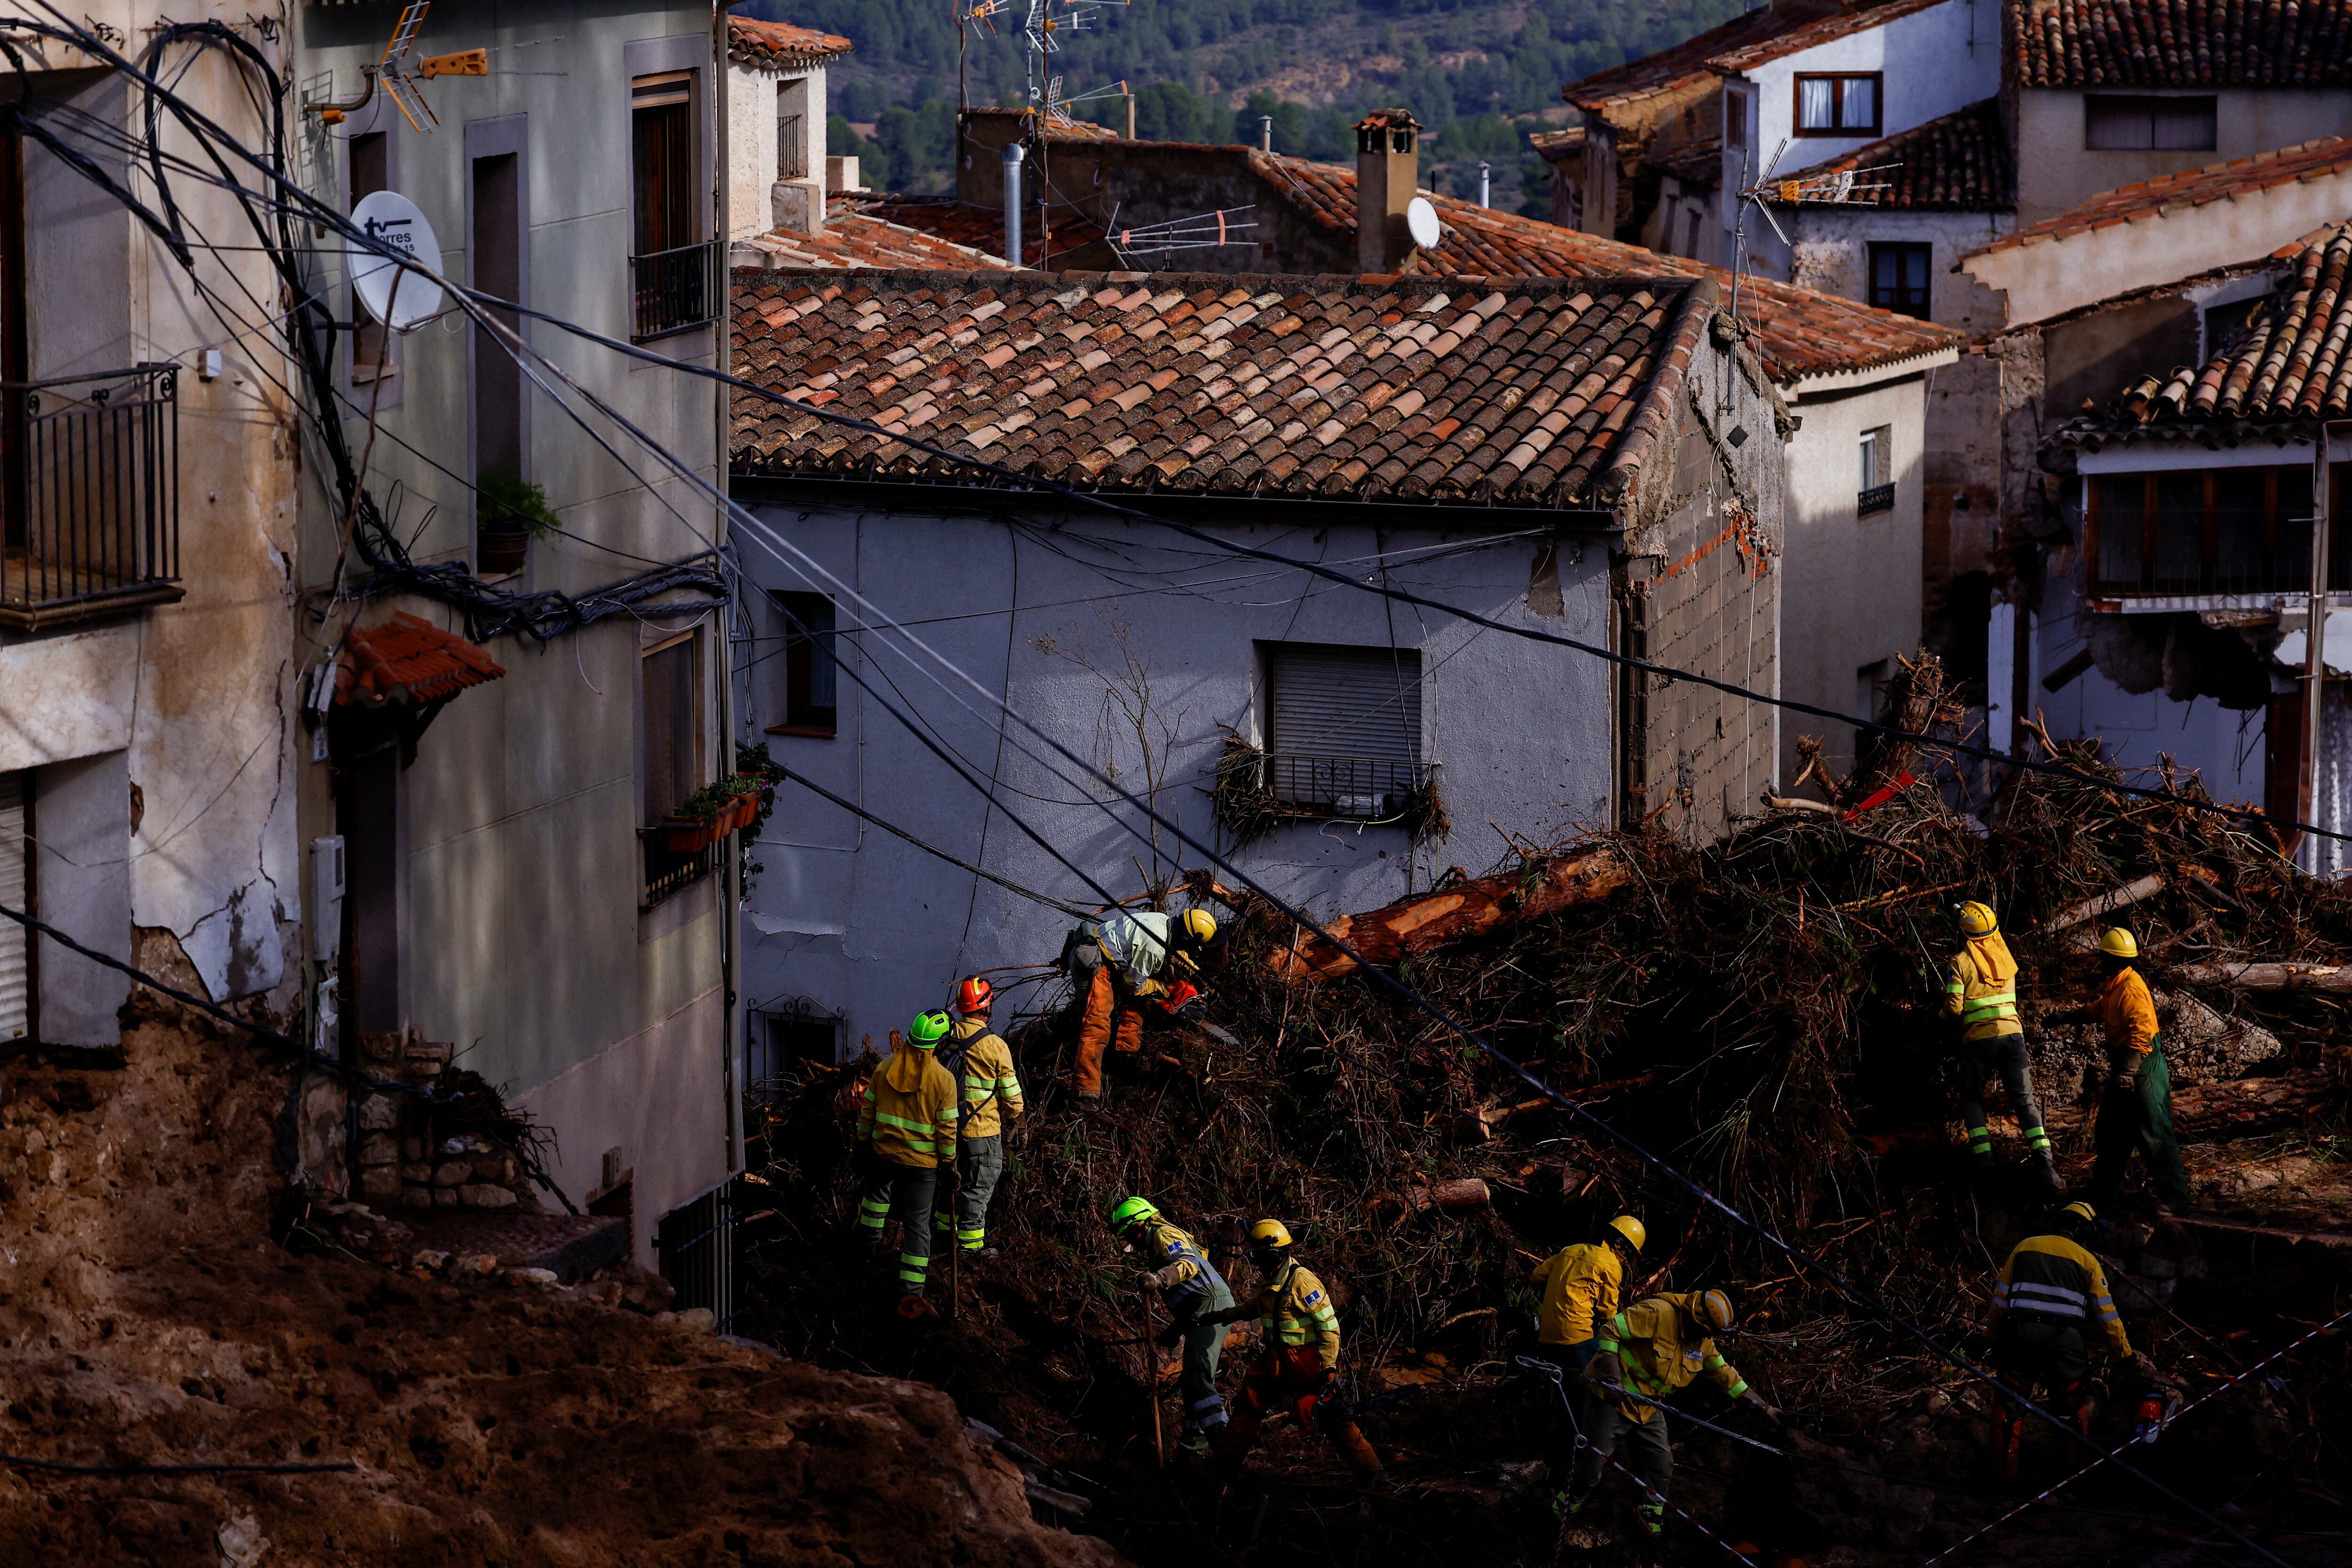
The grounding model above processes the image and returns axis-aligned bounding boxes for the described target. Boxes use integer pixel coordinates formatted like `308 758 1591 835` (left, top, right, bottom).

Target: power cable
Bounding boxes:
774 766 1093 918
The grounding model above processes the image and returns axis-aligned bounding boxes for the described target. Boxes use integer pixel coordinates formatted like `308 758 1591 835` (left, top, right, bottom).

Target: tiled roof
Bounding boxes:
1244 150 1962 382
729 271 1716 510
2008 0 2352 86
1527 127 1586 166
1653 134 1724 189
2056 223 2352 436
734 204 1012 271
1562 0 1842 111
1974 136 2352 254
1708 0 1951 71
1775 99 2013 211
846 196 1104 269
338 613 505 707
727 16 853 70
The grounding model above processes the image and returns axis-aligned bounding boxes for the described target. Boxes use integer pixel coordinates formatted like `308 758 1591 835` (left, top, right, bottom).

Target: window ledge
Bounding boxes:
0 582 184 633
763 722 837 739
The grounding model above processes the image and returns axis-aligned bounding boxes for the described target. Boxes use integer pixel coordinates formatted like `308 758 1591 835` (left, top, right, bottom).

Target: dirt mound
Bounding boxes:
0 1002 1122 1568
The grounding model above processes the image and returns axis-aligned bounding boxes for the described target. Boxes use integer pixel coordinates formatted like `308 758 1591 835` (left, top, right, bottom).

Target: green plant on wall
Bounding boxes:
476 471 564 539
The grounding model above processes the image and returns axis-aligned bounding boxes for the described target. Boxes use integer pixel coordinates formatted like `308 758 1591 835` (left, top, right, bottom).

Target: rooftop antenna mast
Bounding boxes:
961 0 1133 265
1105 202 1258 267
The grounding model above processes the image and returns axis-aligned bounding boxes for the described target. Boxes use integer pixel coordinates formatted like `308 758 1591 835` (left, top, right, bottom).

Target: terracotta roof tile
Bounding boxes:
733 206 1014 271
1527 127 1586 166
1775 98 2014 211
1976 136 2352 254
337 613 505 707
730 271 1716 509
726 16 853 70
836 195 1103 268
2058 222 2352 436
1562 0 1845 112
2009 0 2352 86
1708 0 1953 71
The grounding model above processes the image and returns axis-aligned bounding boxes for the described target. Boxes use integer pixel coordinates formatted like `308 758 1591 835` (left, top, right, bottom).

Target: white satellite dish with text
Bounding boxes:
1405 196 1441 251
349 190 444 333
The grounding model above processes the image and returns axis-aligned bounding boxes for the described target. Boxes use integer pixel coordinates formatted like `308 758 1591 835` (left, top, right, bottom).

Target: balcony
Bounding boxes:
639 829 714 909
1263 752 1432 820
629 239 720 342
0 365 182 631
2086 466 2350 602
1857 482 1894 517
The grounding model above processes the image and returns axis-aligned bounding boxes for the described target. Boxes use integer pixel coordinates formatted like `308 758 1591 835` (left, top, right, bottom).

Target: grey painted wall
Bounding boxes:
2014 88 2352 226
31 749 131 1048
732 498 1617 1059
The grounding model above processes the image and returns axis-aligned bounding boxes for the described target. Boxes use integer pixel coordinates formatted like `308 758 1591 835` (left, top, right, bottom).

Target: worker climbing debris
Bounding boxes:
1115 1196 1235 1454
935 977 1024 1258
1568 1290 1778 1537
1984 1200 2156 1476
854 1012 961 1315
1944 899 2064 1190
1062 906 1219 1099
1199 1220 1385 1482
2051 928 2191 1215
1529 1215 1646 1513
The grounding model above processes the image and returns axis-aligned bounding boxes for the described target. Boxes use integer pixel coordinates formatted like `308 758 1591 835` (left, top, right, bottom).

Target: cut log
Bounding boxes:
1268 846 1630 984
1370 1178 1492 1220
2172 961 2352 993
2045 874 2166 935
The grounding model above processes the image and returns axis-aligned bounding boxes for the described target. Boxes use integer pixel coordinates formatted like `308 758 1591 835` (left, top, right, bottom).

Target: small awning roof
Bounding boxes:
337 611 506 707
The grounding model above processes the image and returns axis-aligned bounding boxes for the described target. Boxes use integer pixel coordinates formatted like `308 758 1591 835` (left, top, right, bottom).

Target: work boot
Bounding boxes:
2031 1151 2066 1191
1177 1426 1213 1457
1636 1501 1666 1537
894 1293 933 1322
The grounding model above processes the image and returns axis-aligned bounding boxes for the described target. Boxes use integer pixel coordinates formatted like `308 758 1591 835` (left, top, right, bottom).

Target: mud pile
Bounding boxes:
0 992 1120 1567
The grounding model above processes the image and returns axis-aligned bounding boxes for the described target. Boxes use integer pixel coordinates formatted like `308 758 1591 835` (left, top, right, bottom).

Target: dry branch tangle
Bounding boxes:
1266 846 1632 983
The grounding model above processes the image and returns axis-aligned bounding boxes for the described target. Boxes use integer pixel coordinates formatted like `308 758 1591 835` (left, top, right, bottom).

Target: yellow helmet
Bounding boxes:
2062 1200 2098 1227
1955 901 1999 937
1693 1289 1735 1335
1248 1218 1293 1250
1606 1215 1647 1254
1180 908 1219 945
2098 927 2138 959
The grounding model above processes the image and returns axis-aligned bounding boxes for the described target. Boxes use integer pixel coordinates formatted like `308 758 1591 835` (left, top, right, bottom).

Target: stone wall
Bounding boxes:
352 1028 539 1213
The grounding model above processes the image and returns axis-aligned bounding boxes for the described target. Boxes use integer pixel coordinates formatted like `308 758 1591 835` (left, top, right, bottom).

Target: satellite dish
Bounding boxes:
1405 195 1441 251
349 190 444 333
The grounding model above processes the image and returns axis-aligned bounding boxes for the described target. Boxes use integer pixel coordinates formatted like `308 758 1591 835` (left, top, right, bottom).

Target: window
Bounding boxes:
1859 425 1894 515
766 591 837 737
630 71 711 340
752 998 841 1096
2087 465 2348 595
348 132 393 383
1794 73 1880 136
1725 88 1748 150
0 771 26 1045
470 146 526 568
1682 207 1703 261
2084 95 2216 151
640 630 709 906
1868 242 1931 318
1262 641 1425 817
777 77 809 181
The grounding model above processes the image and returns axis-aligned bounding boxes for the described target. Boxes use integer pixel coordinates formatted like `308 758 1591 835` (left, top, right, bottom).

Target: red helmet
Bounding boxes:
956 975 993 1014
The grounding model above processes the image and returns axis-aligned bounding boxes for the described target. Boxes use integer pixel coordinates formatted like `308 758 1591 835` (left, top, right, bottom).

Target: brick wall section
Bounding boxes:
1615 317 1789 841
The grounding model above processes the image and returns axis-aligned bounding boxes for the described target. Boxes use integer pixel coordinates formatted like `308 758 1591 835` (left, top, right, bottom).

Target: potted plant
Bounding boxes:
476 470 563 575
660 786 723 853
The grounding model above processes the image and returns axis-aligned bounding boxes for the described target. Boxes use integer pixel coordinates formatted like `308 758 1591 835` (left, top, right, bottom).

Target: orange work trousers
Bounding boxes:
1212 1346 1383 1478
1073 964 1144 1099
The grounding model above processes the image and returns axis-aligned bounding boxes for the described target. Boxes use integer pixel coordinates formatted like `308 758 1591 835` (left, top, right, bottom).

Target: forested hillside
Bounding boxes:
752 0 1753 212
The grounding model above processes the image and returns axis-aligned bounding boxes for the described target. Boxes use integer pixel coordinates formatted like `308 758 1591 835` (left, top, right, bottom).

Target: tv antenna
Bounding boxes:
1105 202 1258 264
302 3 565 130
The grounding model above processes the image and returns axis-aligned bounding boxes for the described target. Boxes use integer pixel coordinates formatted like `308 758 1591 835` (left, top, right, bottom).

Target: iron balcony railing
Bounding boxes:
629 238 720 341
1262 752 1431 820
638 830 715 909
777 113 808 180
1857 482 1895 517
1 364 180 627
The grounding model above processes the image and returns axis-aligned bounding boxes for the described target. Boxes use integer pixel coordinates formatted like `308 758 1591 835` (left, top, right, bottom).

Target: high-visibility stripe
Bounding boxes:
871 1109 931 1134
1725 1379 1749 1400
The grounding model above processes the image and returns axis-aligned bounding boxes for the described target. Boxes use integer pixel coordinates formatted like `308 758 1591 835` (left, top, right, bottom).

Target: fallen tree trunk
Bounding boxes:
2045 874 2166 935
1268 846 1630 984
2172 960 2352 993
1370 1178 1492 1220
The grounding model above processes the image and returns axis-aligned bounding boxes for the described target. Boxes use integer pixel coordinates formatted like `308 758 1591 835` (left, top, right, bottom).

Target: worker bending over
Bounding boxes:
1198 1220 1385 1481
1532 1215 1646 1375
2053 929 2188 1214
1986 1201 2147 1472
934 977 1024 1257
1115 1196 1234 1454
1063 907 1218 1100
1945 900 2063 1190
1570 1290 1777 1538
854 1012 961 1310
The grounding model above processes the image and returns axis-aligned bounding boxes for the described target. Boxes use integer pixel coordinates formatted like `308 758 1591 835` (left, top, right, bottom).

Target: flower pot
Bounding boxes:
663 816 713 854
730 794 760 833
477 524 530 575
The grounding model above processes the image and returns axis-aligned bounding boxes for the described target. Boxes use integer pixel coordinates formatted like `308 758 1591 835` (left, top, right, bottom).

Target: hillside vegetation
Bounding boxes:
753 0 1752 210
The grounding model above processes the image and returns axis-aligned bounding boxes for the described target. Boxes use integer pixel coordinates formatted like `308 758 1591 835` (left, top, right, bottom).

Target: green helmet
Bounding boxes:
1110 1196 1160 1232
908 1011 952 1046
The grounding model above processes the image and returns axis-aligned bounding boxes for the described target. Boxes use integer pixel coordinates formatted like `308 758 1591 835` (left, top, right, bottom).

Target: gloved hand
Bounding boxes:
2108 1050 2143 1093
1135 1264 1182 1292
1740 1390 1783 1423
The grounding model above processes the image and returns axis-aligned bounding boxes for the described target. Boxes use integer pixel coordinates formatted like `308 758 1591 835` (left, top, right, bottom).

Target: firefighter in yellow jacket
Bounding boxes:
2054 930 2188 1213
1533 1215 1646 1374
1199 1220 1385 1481
1984 1201 2152 1472
854 1012 961 1307
933 977 1025 1256
1568 1290 1778 1536
1946 900 2063 1190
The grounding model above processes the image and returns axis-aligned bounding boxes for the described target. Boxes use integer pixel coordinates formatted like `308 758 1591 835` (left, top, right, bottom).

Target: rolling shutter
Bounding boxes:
0 774 25 1043
1268 643 1421 760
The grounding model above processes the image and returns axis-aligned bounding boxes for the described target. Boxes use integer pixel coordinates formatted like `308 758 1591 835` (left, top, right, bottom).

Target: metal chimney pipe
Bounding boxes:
1002 142 1025 266
1259 114 1272 152
1478 160 1491 208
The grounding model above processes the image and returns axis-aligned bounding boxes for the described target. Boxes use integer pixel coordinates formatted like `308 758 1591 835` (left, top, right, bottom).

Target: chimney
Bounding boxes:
1002 142 1025 266
1354 108 1421 274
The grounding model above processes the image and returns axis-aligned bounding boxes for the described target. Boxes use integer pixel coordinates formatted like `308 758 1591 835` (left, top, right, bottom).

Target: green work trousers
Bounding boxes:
1569 1394 1673 1512
1955 1032 2049 1156
2092 1045 2188 1207
933 1133 1004 1251
857 1160 935 1295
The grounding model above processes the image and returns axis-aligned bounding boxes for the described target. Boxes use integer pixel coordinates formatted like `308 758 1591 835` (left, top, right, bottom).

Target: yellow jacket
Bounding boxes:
856 1041 959 1170
2088 968 2160 1059
1532 1242 1622 1347
948 1017 1024 1139
1989 1233 2132 1357
1946 931 2023 1040
1591 1292 1749 1425
1234 1258 1343 1370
